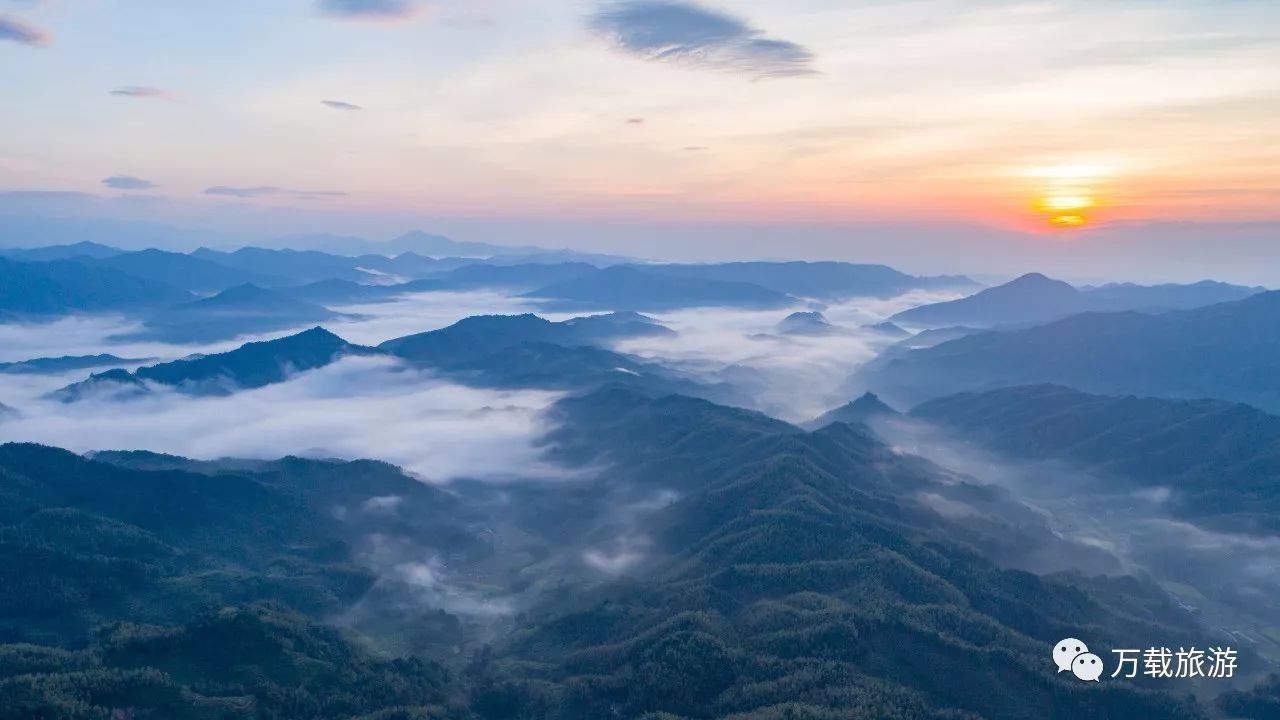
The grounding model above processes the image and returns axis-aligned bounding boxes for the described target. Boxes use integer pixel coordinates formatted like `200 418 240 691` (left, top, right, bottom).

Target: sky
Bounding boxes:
2 0 1279 281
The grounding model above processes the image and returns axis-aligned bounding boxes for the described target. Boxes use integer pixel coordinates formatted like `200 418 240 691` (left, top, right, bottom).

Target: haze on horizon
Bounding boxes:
2 0 1279 283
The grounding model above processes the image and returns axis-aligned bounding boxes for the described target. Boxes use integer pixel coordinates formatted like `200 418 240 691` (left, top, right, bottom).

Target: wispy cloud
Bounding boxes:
588 0 816 79
322 99 363 111
0 14 50 47
205 185 348 200
102 176 158 191
316 0 421 21
109 86 174 100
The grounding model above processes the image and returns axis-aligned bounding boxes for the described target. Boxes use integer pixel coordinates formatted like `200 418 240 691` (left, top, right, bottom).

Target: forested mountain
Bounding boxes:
469 387 1215 719
861 290 1280 410
912 384 1280 533
0 444 479 719
4 236 1277 719
0 444 374 644
0 387 1230 718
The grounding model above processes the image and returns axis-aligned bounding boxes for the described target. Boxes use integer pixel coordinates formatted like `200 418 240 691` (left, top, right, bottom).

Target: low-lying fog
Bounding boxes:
0 354 565 482
612 289 961 421
0 288 963 472
872 415 1280 664
4 286 1279 667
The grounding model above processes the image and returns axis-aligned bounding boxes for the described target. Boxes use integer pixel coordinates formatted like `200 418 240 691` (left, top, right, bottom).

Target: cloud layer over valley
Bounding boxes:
0 354 564 483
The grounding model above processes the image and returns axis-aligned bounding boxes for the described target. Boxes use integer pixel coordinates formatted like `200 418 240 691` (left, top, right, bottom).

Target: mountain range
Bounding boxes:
0 354 149 375
114 284 344 344
53 312 687 400
524 265 795 311
644 260 975 299
2 249 990 320
862 289 1280 411
281 262 601 305
0 256 191 318
55 327 372 400
0 385 1227 719
912 384 1280 534
379 312 697 392
0 241 123 262
892 272 1264 328
6 233 1280 719
269 228 631 264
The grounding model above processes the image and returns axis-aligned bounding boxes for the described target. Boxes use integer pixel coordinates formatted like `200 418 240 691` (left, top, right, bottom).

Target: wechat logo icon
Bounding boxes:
1055 638 1104 682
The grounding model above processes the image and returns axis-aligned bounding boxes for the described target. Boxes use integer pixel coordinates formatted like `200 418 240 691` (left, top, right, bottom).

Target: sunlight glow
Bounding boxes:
1041 195 1094 212
1026 164 1114 230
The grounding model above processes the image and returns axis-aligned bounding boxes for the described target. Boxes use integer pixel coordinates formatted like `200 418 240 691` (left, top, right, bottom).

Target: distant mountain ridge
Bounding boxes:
0 256 191 318
893 272 1265 328
0 354 150 375
862 289 1280 410
0 241 123 261
379 312 695 392
55 312 684 400
283 262 602 305
56 327 372 400
113 284 343 344
91 249 280 293
524 265 793 311
647 260 975 299
269 229 634 265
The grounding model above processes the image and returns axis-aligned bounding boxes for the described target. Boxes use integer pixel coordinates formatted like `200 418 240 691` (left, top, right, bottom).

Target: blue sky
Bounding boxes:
2 0 1279 281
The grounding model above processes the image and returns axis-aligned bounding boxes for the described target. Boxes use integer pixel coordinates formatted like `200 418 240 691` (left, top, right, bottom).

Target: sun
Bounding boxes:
1039 193 1095 227
1023 164 1111 229
1048 213 1087 227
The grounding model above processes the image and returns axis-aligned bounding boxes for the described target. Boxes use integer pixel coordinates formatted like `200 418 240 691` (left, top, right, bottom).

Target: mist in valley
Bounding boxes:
869 414 1280 667
3 269 1279 716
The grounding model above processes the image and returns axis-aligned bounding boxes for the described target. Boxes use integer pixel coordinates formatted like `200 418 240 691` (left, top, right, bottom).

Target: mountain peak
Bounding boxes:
844 391 899 419
891 271 1081 328
1004 272 1074 289
777 311 836 335
210 283 277 301
54 327 361 402
805 391 900 430
279 326 346 345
